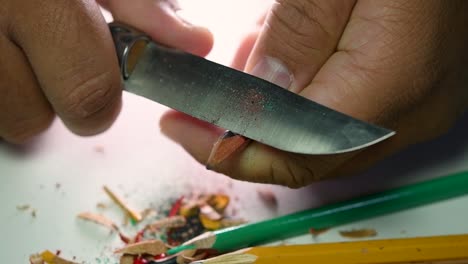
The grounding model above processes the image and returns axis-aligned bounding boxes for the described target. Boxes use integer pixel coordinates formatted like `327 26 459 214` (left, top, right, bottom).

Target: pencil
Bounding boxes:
192 234 468 264
167 170 468 255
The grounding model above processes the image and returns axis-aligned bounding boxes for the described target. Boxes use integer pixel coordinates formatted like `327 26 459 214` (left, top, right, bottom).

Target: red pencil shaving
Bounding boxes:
206 131 250 169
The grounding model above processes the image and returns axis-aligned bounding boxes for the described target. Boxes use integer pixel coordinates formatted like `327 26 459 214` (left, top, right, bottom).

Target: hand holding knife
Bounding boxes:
109 22 394 157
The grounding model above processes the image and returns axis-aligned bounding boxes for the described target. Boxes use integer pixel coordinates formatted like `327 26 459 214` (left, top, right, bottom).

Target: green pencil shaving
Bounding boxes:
167 171 468 255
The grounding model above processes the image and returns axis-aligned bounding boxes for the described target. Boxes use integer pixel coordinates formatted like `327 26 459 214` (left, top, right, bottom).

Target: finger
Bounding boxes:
231 10 267 71
8 0 122 136
245 0 356 92
231 30 260 71
104 0 213 57
0 36 54 144
160 111 353 187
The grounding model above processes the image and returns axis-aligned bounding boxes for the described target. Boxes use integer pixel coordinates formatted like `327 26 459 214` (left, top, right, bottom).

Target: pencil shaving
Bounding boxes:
147 216 187 231
29 253 44 264
119 254 134 264
77 212 119 231
339 228 378 238
38 250 79 264
17 204 31 211
114 239 167 255
183 232 217 249
103 185 142 222
193 253 257 264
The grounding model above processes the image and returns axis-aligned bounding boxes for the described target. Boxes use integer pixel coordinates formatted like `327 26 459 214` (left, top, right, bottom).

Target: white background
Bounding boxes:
1 1 468 263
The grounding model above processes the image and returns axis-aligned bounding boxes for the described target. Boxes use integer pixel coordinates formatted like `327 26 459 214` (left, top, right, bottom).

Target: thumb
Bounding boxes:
99 0 213 56
245 0 355 92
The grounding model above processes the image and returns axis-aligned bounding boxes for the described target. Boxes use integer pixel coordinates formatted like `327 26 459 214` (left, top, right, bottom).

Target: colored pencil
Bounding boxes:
191 234 468 264
206 131 250 169
167 171 468 255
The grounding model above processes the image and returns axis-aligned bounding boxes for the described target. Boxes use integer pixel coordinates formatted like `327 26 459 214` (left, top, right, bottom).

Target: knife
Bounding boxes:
109 22 395 155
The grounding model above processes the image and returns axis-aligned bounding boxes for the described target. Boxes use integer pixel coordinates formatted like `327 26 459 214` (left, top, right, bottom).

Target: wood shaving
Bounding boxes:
103 185 142 222
77 212 119 231
176 249 197 264
202 253 257 264
339 228 378 238
114 239 167 256
208 194 230 213
17 204 31 211
146 216 187 232
96 202 108 209
200 205 222 221
29 253 44 264
140 208 158 220
32 250 79 264
309 228 329 236
220 219 247 228
119 254 134 264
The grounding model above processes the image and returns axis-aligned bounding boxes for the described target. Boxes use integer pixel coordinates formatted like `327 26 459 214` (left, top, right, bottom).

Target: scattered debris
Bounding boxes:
55 183 61 189
256 188 278 209
309 228 330 237
16 204 31 211
96 202 108 209
30 250 79 264
146 216 187 232
114 239 167 256
103 185 142 222
32 191 245 263
93 145 105 154
119 254 134 264
77 212 119 231
339 228 378 239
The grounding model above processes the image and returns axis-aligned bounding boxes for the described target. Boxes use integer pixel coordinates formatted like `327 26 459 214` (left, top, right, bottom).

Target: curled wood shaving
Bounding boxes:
77 212 118 231
103 185 142 222
146 216 187 232
114 239 167 256
339 228 378 238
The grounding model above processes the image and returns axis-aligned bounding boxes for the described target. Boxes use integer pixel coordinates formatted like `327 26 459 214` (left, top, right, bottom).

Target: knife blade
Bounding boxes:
109 22 395 155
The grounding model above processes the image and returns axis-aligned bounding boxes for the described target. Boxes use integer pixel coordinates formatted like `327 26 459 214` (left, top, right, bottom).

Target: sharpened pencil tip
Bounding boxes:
206 131 250 169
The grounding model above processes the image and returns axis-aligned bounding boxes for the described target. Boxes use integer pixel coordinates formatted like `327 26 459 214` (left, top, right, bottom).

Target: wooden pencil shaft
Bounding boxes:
247 234 468 264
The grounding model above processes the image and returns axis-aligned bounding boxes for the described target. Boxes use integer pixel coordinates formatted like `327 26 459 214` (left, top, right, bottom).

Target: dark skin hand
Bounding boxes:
160 0 468 187
0 0 212 142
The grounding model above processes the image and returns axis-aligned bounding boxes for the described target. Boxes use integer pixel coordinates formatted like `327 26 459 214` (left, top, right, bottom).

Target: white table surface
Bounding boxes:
1 1 468 263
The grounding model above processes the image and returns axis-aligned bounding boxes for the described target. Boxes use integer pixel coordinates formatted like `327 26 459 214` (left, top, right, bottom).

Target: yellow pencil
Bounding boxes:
192 234 468 264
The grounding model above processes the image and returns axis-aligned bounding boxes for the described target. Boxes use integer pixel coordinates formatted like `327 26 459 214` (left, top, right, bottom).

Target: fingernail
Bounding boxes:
250 56 294 89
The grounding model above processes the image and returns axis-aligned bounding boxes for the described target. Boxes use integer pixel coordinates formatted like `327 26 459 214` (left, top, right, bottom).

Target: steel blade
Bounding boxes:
124 43 394 154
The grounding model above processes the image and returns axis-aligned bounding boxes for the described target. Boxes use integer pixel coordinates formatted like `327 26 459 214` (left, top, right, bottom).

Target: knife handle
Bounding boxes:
109 22 150 80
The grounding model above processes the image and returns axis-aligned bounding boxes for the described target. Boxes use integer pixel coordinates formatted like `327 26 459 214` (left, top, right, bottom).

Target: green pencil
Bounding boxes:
167 171 468 255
